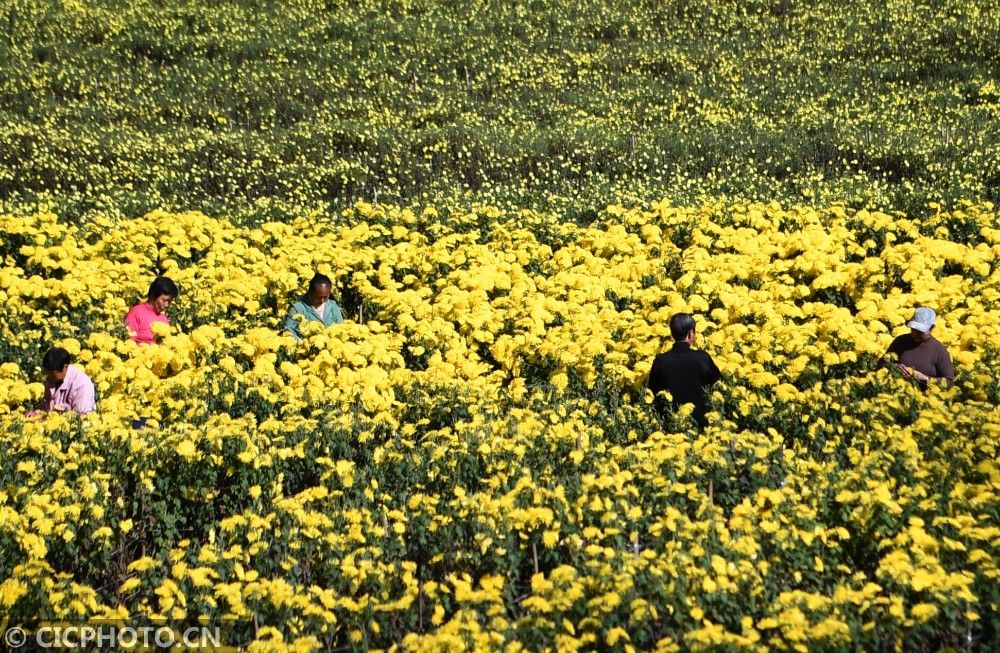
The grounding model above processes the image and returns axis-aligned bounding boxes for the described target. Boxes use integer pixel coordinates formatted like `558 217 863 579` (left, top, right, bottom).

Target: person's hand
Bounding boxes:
897 364 929 383
25 409 42 421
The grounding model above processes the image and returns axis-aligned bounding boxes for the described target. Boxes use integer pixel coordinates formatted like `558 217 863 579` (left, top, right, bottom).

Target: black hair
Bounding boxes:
42 347 72 372
147 276 179 300
308 273 333 295
669 313 696 342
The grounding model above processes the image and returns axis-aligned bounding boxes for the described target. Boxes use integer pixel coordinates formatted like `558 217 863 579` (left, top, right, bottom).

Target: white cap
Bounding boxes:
907 307 936 333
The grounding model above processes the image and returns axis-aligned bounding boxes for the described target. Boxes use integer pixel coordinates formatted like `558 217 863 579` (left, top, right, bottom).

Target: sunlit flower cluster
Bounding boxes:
1 200 998 650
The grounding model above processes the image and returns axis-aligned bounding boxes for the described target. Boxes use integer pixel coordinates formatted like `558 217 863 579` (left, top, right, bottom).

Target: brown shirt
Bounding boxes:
887 334 954 386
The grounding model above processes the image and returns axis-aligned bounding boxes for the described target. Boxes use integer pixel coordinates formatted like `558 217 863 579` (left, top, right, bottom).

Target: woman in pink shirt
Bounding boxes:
125 276 179 344
29 347 96 416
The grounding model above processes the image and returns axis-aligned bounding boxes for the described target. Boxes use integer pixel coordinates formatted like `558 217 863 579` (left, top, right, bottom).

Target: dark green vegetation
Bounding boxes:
1 0 999 222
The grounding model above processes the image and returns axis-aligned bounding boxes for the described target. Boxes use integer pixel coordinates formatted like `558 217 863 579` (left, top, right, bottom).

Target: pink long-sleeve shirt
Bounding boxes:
39 365 96 414
125 302 170 344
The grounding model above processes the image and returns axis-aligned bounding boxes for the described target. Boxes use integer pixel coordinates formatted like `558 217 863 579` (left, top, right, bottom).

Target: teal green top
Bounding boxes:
283 298 345 340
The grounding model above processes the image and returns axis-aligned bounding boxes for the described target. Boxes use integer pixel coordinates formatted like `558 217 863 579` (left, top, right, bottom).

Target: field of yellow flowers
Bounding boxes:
1 0 999 221
1 201 998 650
2 0 1000 649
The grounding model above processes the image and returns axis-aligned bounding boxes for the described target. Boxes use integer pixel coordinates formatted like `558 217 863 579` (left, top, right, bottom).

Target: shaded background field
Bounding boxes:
1 0 999 222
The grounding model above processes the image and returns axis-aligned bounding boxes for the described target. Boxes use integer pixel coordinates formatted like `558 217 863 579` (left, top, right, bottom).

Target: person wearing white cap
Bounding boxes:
884 307 954 388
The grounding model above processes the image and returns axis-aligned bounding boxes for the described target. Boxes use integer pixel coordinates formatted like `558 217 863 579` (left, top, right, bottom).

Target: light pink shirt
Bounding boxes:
125 302 170 344
40 365 96 414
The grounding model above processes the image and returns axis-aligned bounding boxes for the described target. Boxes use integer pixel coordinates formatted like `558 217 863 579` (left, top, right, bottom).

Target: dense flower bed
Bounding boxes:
1 201 998 650
2 0 999 221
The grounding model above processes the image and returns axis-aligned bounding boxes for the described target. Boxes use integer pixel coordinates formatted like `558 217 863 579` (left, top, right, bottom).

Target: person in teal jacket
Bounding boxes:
283 273 345 340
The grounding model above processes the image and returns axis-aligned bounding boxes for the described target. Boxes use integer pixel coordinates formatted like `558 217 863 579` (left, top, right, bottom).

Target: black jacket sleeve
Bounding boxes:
703 353 721 386
647 356 666 394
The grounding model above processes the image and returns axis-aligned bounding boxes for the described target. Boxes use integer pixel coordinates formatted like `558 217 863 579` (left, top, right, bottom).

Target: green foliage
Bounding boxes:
1 0 999 222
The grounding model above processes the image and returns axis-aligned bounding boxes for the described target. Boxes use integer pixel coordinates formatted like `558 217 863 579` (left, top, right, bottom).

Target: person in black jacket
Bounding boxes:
647 313 722 430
